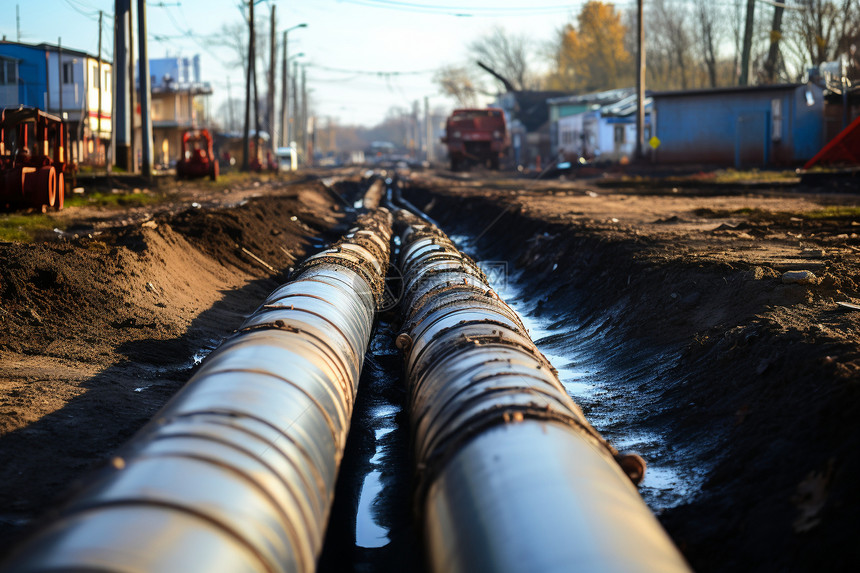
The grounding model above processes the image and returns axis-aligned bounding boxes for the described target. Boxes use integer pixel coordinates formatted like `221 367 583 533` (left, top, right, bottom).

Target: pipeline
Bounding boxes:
383 174 439 229
1 206 393 573
361 178 384 211
394 208 690 573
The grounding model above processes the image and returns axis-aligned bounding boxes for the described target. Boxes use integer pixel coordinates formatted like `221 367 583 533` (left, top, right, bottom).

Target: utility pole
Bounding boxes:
424 96 431 164
740 0 755 85
128 1 136 172
280 30 288 148
411 99 419 158
301 65 307 163
114 0 131 171
227 76 235 131
267 4 276 154
764 2 785 83
292 60 298 148
636 0 646 160
137 0 153 178
58 38 63 121
16 4 20 42
241 0 254 171
45 50 50 112
97 10 103 164
253 54 261 167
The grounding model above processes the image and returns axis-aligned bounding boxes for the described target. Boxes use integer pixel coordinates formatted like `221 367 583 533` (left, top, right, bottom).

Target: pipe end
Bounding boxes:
395 332 413 352
616 452 647 485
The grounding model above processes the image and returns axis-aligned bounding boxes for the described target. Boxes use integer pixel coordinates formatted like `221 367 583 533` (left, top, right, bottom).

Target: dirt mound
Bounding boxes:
405 178 860 571
0 181 349 552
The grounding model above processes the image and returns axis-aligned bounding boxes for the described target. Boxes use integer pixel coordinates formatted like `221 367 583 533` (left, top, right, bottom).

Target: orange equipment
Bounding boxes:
176 129 219 181
0 106 71 211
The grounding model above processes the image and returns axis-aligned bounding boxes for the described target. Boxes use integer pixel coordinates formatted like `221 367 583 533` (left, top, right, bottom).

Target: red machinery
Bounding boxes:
442 108 509 171
0 106 70 211
176 129 219 180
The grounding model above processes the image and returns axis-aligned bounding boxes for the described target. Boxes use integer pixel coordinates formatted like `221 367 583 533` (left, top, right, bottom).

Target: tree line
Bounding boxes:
437 0 860 106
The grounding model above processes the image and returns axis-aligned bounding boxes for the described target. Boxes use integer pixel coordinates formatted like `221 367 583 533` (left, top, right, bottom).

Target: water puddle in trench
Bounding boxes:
451 234 705 512
355 403 399 549
318 321 423 572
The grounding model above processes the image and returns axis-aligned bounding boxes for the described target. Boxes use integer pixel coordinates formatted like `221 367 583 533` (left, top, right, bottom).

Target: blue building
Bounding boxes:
651 84 825 167
549 88 653 163
0 40 112 164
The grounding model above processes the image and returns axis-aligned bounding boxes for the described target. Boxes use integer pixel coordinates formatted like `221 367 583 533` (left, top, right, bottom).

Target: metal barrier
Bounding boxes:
394 209 690 573
1 207 393 573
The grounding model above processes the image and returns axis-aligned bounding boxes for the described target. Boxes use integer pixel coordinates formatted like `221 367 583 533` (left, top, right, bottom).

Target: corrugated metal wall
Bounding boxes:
653 85 824 167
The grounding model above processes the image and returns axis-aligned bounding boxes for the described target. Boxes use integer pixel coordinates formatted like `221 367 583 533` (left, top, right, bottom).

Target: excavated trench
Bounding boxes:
399 180 860 572
3 172 858 571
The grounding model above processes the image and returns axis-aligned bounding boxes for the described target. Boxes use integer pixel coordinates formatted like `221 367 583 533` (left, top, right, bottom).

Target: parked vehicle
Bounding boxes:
442 108 509 171
0 106 71 211
276 146 297 171
176 129 218 180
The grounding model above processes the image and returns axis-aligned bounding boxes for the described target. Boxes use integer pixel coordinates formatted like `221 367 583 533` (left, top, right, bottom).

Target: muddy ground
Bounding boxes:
1 168 859 571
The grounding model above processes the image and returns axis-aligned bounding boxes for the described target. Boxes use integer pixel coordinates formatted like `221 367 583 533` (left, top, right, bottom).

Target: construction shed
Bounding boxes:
651 84 825 167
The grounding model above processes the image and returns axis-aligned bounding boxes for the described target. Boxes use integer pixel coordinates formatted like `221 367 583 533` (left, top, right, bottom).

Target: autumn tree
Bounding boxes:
547 1 632 92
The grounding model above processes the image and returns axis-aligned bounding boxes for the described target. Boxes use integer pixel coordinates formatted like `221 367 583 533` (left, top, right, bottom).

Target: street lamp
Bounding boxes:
281 23 307 148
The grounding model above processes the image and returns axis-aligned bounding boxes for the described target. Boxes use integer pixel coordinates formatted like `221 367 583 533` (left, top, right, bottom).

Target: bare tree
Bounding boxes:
696 3 722 87
646 0 695 89
783 0 860 78
663 0 693 88
213 17 271 87
468 26 536 91
434 65 486 107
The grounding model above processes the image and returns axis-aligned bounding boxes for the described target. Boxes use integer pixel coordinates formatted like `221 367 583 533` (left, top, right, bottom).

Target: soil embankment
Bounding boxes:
0 175 357 553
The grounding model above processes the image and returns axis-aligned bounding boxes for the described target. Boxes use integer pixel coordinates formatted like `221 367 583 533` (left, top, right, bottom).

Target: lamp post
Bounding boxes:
284 52 304 147
280 23 307 148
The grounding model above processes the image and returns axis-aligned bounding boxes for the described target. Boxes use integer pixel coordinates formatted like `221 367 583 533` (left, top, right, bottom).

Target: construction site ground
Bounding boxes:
1 168 858 571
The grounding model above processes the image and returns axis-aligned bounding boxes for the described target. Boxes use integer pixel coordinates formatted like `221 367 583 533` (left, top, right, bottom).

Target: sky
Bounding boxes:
1 0 619 127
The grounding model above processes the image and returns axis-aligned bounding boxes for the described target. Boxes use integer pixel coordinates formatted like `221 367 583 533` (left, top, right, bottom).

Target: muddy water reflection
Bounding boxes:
451 235 704 512
354 402 399 549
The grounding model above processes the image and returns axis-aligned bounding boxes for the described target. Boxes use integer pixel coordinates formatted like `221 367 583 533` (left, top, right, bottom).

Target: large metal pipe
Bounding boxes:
2 207 393 573
394 209 690 573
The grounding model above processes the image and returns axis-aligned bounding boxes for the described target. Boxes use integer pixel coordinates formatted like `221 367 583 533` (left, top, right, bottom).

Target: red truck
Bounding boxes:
442 108 509 171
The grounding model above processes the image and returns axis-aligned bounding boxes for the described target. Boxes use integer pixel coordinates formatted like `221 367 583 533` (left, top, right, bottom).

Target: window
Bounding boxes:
63 62 74 84
92 68 98 88
0 60 17 85
614 125 626 144
104 69 111 92
771 98 782 142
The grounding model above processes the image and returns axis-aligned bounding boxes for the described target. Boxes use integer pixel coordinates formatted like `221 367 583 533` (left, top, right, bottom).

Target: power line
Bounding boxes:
62 0 100 20
307 63 434 76
337 0 579 16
